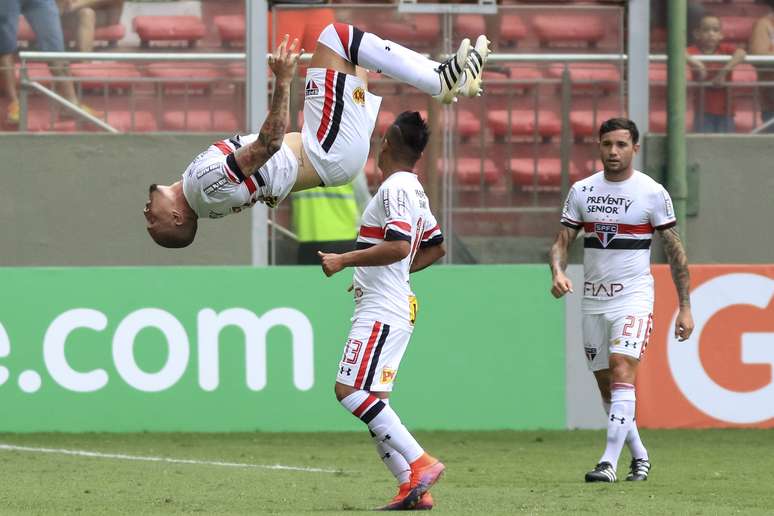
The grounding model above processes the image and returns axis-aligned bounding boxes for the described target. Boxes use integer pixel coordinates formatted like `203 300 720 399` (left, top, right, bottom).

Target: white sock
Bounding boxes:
340 391 424 463
371 430 411 484
602 399 647 459
317 23 442 96
600 383 636 467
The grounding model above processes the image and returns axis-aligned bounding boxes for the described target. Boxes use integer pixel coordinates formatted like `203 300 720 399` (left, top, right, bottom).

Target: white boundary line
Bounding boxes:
0 443 339 474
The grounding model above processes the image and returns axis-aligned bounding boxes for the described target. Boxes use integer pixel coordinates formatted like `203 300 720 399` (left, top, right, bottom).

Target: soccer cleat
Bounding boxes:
377 487 433 511
585 461 617 482
416 491 434 511
401 459 445 509
626 458 651 481
459 34 491 98
433 38 470 104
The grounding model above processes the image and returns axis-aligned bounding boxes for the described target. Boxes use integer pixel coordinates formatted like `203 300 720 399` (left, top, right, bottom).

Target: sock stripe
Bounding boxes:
349 27 364 66
360 400 386 424
353 394 378 417
355 322 382 389
321 72 347 152
363 323 390 390
611 383 635 390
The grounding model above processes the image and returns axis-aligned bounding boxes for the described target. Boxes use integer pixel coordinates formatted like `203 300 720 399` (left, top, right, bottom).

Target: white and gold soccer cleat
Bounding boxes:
433 38 471 104
460 34 491 98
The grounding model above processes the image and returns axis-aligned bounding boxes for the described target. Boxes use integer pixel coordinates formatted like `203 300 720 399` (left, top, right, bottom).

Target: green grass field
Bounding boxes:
0 430 771 515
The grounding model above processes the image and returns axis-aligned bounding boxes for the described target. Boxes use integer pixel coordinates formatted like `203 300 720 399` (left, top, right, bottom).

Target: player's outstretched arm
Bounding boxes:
410 243 446 273
318 241 411 277
549 226 579 298
659 226 694 341
233 35 302 174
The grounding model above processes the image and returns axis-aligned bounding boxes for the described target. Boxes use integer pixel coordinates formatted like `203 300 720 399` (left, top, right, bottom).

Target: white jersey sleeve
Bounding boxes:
420 211 443 248
560 185 584 230
649 185 677 230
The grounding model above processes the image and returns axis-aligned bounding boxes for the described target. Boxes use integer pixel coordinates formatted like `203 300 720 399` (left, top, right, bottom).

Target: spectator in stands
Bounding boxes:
651 0 705 45
749 0 774 132
58 0 124 53
0 0 95 124
686 14 746 133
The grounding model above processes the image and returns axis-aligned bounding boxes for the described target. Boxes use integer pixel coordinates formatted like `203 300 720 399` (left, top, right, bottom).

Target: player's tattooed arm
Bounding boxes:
659 226 695 340
549 226 579 298
660 226 691 308
234 35 300 173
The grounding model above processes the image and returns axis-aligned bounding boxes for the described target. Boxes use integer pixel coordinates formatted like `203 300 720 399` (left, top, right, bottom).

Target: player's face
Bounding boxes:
144 184 177 235
695 17 722 51
599 129 639 174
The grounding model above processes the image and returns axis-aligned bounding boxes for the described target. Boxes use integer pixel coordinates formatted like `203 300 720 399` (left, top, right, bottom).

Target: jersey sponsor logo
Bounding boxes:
593 222 619 247
196 163 221 179
586 194 633 214
352 86 366 106
584 281 624 297
304 79 319 96
382 190 391 218
662 190 674 218
203 177 228 195
380 367 396 384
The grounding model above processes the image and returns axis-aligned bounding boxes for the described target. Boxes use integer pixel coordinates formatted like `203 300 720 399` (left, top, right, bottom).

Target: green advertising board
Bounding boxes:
0 266 564 432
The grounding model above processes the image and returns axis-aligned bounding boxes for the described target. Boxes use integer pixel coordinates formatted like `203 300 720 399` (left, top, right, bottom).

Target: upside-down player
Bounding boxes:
144 24 490 248
549 118 694 483
319 111 446 510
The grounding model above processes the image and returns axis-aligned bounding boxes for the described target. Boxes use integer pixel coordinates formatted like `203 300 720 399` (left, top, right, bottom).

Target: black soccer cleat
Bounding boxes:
585 461 617 482
625 458 651 481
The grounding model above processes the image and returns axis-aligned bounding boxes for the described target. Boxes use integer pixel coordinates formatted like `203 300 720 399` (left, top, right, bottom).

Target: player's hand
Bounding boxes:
550 272 574 299
674 307 694 341
268 34 302 83
318 251 345 277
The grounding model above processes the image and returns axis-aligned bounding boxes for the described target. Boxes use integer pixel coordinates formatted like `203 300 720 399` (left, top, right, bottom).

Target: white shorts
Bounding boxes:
253 141 298 207
336 319 412 392
582 305 653 372
301 67 382 187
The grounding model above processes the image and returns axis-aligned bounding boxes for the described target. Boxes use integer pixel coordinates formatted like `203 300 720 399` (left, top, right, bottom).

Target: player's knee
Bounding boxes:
608 355 636 383
334 382 354 401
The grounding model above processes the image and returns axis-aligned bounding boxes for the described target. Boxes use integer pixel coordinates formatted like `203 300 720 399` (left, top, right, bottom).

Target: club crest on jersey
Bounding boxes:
584 347 597 361
305 80 319 96
352 86 366 106
380 367 397 384
594 222 619 247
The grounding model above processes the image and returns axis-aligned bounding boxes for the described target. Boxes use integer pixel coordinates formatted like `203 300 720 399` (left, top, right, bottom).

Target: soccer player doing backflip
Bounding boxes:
144 24 490 248
549 118 694 483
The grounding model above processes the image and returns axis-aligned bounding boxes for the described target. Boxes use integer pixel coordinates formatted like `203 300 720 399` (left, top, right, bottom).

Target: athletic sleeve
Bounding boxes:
560 185 584 229
650 185 677 230
420 212 444 248
381 187 412 242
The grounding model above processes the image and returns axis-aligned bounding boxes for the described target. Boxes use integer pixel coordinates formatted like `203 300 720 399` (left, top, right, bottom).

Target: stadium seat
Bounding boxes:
64 24 125 48
570 109 622 139
163 110 240 132
546 63 622 93
145 63 223 93
532 14 605 48
21 108 77 132
455 109 483 139
89 111 157 132
213 15 244 47
650 109 694 133
488 109 562 139
455 158 501 186
362 14 440 47
133 16 206 48
454 14 486 38
718 16 756 46
499 14 528 46
510 158 581 188
731 63 758 95
70 62 141 91
15 62 53 85
734 106 761 133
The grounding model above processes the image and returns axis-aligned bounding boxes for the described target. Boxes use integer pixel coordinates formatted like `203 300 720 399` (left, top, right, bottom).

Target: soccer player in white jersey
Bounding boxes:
549 118 694 483
144 24 490 248
318 112 446 511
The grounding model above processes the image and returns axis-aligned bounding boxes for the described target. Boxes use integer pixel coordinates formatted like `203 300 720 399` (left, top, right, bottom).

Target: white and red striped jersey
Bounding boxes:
352 171 443 329
561 170 676 313
182 134 296 218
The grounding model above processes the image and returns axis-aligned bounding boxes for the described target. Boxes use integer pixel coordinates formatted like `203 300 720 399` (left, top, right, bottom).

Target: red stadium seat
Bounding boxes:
734 106 761 133
570 109 621 138
532 14 605 48
732 63 758 95
163 110 240 132
70 62 141 91
145 63 223 93
718 16 756 46
64 24 125 48
455 109 483 139
510 158 582 189
93 111 158 132
546 63 622 92
454 15 486 38
362 15 440 47
650 109 694 133
214 15 244 47
488 109 562 139
499 14 528 45
133 16 206 48
456 158 501 186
